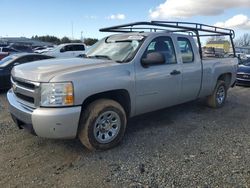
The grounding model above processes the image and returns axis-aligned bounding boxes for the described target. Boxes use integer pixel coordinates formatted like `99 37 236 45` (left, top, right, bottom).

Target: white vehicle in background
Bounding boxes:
234 53 247 60
34 46 55 54
43 43 86 58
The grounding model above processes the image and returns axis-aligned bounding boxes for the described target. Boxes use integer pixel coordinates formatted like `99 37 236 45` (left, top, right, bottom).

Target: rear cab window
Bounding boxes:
177 37 194 63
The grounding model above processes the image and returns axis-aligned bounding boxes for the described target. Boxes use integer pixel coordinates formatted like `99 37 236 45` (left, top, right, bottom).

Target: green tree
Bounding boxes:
31 35 98 46
61 37 71 43
84 38 98 46
32 35 61 44
71 39 82 43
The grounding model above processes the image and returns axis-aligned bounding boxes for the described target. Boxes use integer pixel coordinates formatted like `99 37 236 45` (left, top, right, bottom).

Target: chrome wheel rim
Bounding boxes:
216 86 225 105
93 111 121 144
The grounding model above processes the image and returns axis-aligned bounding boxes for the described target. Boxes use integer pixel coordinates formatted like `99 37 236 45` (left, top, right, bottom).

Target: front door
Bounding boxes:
135 36 182 115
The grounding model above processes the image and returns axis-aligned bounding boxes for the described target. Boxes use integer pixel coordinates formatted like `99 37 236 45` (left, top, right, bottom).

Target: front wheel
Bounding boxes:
207 80 227 108
78 99 127 151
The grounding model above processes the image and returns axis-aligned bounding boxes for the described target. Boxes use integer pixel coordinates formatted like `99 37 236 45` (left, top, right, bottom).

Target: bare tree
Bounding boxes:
234 33 250 47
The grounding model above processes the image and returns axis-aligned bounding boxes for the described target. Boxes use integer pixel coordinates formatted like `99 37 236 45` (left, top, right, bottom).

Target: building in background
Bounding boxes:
206 40 231 53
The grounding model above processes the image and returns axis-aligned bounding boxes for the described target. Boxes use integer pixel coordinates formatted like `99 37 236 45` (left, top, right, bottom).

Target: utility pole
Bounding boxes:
81 31 83 42
71 21 74 40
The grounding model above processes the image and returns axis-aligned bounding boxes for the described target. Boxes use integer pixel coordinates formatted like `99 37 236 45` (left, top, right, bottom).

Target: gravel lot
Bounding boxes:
0 87 250 188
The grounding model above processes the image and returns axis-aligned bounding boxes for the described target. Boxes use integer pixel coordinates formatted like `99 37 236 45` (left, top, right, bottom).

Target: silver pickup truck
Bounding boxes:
7 21 238 150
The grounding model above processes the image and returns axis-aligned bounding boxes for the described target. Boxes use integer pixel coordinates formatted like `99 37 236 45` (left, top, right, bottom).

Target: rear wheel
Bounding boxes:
207 80 227 108
78 99 127 151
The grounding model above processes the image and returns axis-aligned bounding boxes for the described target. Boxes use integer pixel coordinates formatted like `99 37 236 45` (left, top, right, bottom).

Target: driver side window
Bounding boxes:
144 36 177 64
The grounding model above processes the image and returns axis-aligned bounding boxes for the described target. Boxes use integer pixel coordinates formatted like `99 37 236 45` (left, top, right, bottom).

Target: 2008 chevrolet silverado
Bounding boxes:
7 21 238 150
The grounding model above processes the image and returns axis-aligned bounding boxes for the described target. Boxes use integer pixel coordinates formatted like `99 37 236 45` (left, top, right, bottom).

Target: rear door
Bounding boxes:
176 37 202 102
135 35 182 115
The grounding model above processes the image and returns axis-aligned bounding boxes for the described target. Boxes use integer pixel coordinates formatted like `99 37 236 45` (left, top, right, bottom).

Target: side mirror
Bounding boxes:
60 47 65 53
141 52 165 67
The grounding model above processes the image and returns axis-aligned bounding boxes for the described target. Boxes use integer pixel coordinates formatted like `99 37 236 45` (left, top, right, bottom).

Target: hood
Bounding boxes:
12 58 116 82
238 64 250 74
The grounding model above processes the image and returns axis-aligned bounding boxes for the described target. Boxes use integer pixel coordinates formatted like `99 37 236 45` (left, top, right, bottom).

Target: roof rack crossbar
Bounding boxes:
151 21 235 38
152 21 232 32
199 34 230 37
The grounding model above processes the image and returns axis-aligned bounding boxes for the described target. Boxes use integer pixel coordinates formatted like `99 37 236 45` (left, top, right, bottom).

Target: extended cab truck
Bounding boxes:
7 21 238 150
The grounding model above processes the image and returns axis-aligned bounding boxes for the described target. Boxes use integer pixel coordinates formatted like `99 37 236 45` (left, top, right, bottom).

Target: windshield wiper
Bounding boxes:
87 55 111 60
82 54 123 63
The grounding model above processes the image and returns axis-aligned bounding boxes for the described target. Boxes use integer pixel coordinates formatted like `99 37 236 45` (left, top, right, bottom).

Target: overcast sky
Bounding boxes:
0 0 250 39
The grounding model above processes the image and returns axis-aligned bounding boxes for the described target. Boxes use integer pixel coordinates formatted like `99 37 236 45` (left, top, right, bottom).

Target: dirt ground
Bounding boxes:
0 86 249 188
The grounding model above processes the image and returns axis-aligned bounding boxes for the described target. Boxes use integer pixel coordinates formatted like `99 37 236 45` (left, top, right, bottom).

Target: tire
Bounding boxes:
207 80 227 108
78 99 127 151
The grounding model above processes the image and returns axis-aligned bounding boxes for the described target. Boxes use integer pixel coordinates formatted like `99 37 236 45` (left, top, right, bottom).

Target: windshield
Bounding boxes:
0 56 15 67
84 35 145 62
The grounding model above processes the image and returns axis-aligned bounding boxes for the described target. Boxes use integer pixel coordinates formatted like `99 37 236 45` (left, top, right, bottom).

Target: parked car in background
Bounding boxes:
236 53 248 61
0 47 19 53
0 47 20 60
33 46 46 52
43 43 85 58
237 58 250 86
8 44 33 53
34 46 54 54
0 52 9 60
0 53 54 89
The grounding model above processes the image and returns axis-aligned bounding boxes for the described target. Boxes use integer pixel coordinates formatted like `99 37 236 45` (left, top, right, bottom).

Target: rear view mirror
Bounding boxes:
141 52 165 67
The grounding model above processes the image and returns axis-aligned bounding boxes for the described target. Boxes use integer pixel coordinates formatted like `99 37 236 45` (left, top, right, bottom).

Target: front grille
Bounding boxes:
15 93 35 104
12 77 35 90
11 77 40 107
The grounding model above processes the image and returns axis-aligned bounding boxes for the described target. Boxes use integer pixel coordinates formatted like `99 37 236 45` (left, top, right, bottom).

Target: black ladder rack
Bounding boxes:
99 21 235 38
99 21 236 58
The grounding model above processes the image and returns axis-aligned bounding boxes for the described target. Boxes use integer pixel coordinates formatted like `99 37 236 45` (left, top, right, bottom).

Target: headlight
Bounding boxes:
40 82 74 107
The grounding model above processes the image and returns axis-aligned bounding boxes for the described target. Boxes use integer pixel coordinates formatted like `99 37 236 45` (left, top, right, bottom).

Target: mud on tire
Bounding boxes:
78 99 127 151
207 80 227 108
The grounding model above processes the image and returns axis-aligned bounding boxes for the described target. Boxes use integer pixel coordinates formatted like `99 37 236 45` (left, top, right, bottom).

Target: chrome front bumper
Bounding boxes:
7 89 82 139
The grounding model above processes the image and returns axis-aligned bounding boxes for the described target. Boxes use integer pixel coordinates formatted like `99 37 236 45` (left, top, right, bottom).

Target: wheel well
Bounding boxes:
218 73 232 88
82 90 131 117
